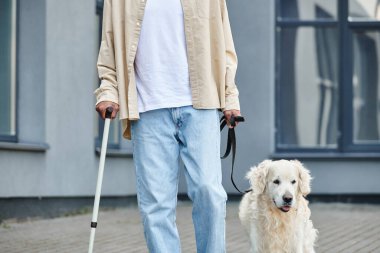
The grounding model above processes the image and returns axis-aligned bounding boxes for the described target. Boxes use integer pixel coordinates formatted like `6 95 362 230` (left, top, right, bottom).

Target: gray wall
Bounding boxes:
1 0 380 199
0 0 136 198
213 0 277 194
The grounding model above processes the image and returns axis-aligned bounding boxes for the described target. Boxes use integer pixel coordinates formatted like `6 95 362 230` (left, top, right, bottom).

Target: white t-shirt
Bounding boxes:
134 0 193 113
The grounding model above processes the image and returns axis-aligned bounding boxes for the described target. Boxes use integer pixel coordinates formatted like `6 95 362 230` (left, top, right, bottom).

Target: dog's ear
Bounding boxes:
291 160 312 196
247 160 271 194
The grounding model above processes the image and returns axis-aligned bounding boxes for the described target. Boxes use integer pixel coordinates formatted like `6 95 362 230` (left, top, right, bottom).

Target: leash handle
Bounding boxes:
220 115 245 128
230 115 245 127
220 115 250 194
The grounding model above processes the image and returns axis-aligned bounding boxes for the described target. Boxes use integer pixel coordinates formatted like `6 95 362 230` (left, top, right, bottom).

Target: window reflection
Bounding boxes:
279 26 339 148
349 0 380 21
352 31 380 143
0 0 16 137
279 0 337 20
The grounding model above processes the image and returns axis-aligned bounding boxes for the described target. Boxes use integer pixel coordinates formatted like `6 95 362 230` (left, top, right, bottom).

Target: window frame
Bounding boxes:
275 0 380 154
0 0 18 143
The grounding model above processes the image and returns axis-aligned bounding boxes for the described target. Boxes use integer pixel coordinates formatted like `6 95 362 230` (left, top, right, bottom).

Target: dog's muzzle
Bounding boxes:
279 194 293 212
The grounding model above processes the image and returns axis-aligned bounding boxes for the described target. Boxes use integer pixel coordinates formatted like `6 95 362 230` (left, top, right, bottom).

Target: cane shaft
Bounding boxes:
88 117 111 253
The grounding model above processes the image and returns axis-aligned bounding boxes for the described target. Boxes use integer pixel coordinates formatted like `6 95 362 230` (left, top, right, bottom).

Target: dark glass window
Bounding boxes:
278 27 339 149
352 30 380 144
276 0 380 153
279 0 338 20
0 0 17 141
349 0 380 21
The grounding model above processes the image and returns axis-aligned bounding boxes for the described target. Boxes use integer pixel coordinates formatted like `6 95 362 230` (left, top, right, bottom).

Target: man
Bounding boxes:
95 0 240 252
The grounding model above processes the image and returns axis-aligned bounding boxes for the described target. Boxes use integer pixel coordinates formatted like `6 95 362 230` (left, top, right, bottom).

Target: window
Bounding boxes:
276 0 380 153
0 0 17 142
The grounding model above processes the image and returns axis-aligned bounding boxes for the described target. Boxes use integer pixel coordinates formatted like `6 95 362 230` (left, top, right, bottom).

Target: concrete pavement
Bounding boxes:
1 201 380 252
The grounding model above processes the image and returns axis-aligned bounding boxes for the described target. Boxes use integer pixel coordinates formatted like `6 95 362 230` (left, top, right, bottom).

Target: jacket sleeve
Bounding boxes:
94 0 119 105
221 0 240 111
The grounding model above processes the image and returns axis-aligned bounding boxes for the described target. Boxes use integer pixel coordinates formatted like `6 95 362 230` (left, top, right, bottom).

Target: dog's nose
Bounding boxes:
283 194 293 204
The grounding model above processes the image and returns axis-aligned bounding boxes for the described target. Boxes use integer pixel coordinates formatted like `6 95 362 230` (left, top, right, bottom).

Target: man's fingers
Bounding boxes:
223 110 241 128
95 102 119 120
102 109 107 120
95 106 104 120
225 112 234 128
99 106 106 120
111 110 117 119
111 105 119 119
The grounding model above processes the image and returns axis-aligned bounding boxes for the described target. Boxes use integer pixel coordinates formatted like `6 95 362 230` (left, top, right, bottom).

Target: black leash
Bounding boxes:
220 115 252 194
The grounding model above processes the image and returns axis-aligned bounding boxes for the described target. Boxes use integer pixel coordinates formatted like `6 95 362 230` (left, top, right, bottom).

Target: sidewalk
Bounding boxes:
1 201 380 252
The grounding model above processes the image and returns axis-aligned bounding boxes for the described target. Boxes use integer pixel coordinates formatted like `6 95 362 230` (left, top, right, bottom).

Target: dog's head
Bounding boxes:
246 159 312 213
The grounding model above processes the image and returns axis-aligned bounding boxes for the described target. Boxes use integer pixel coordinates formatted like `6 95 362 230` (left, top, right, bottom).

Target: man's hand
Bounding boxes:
96 101 119 120
223 109 241 128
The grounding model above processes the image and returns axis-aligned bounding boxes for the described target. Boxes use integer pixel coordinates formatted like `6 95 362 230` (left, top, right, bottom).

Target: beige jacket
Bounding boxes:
95 0 240 139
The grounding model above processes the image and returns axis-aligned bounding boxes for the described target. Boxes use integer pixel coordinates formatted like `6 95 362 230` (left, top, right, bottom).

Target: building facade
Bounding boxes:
0 0 380 216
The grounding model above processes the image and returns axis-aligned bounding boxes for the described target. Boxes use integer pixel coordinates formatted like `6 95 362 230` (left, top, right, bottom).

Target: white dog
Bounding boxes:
239 159 317 253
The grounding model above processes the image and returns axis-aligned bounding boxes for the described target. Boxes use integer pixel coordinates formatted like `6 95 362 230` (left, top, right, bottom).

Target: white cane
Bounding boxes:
88 107 113 253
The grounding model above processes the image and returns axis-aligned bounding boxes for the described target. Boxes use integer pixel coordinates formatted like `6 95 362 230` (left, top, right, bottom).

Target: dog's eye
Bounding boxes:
291 180 296 184
273 179 280 185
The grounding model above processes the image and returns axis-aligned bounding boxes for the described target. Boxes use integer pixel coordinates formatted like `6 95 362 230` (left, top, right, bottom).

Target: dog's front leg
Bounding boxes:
302 219 317 253
296 226 305 253
249 224 260 253
296 241 303 253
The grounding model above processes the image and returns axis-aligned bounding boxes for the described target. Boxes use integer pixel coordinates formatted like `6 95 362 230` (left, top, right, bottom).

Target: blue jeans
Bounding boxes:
131 106 227 253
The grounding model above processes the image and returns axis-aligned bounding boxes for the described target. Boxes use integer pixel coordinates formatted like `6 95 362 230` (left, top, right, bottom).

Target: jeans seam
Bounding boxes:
131 122 145 226
216 109 222 184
